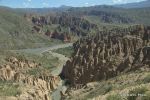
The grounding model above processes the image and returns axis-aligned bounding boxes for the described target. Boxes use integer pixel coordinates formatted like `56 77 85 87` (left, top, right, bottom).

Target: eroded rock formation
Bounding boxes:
24 13 98 42
61 25 150 85
0 57 60 100
0 57 39 81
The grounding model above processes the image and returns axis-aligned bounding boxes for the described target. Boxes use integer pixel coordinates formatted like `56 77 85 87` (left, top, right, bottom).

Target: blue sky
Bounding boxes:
0 0 146 8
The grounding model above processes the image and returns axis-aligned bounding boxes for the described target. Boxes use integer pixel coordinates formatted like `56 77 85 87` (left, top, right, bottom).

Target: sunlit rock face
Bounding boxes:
0 57 61 100
61 25 150 85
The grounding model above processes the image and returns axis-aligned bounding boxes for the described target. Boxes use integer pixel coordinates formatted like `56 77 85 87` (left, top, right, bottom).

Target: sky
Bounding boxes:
0 0 146 8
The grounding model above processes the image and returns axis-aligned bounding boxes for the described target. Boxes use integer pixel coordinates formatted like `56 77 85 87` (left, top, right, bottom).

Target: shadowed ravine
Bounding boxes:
39 44 71 100
48 50 69 100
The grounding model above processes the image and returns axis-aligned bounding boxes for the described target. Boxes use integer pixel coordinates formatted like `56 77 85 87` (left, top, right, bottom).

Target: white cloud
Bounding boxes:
113 0 127 4
112 0 145 4
27 0 31 2
23 2 29 7
42 2 49 7
84 2 89 6
85 2 89 5
23 0 32 7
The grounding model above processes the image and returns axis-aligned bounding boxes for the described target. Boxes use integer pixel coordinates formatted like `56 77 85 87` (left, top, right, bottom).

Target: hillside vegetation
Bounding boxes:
18 6 150 42
115 0 150 8
0 7 62 50
67 6 150 25
0 4 150 100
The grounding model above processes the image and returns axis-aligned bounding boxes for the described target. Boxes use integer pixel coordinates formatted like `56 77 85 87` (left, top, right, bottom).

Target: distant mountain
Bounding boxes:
67 5 150 25
115 0 150 8
0 5 150 50
59 5 72 10
16 5 71 14
17 5 150 25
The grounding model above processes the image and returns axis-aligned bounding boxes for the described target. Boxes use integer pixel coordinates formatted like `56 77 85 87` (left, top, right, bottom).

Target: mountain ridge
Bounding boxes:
115 0 150 8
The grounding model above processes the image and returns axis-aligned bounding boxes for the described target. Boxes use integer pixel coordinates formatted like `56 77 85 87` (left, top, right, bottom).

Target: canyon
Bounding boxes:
0 2 150 99
61 25 150 85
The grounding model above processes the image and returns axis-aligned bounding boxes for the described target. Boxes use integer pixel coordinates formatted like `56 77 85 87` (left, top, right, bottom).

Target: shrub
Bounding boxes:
141 91 150 100
128 87 148 100
27 68 40 76
104 84 113 94
143 74 150 83
53 46 73 57
107 94 122 100
0 81 21 96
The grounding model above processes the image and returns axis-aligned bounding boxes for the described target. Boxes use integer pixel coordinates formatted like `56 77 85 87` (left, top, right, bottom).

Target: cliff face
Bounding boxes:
61 25 150 85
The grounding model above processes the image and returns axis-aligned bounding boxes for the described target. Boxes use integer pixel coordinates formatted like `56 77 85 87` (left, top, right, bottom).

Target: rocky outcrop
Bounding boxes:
61 25 150 85
24 75 60 91
19 87 51 100
25 13 98 41
19 75 60 100
45 30 71 42
0 64 16 81
0 57 39 81
0 57 61 100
